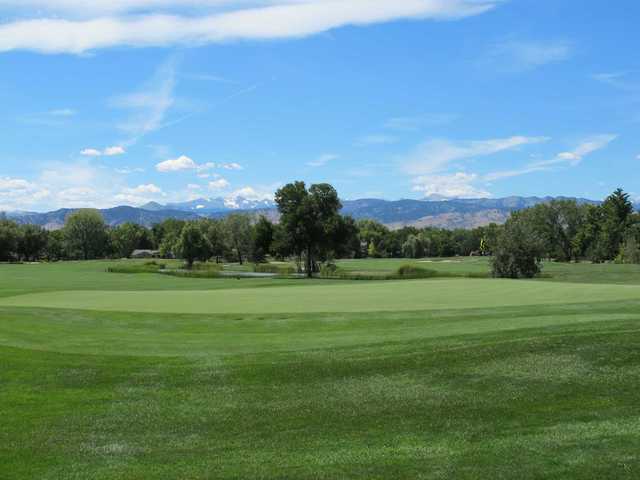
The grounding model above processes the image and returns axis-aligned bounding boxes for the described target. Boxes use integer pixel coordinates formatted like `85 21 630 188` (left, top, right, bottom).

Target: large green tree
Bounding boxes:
44 229 66 261
63 209 108 260
251 216 274 263
599 188 634 260
17 224 48 261
176 222 210 268
111 223 150 258
275 182 342 277
516 200 585 261
0 219 20 261
223 214 253 265
202 219 226 263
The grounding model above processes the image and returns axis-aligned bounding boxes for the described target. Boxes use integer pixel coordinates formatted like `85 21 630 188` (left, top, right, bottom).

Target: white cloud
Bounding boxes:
402 136 549 175
483 165 549 182
307 153 339 168
222 185 276 208
156 155 198 172
128 183 162 194
104 146 126 156
532 134 618 168
485 39 572 72
209 178 231 190
0 177 35 191
222 162 243 170
58 186 96 202
81 146 126 156
0 160 235 211
114 183 164 205
197 162 217 172
0 1 498 54
564 135 618 161
36 161 123 209
80 148 102 157
412 173 490 199
187 183 202 190
0 178 48 208
155 155 240 173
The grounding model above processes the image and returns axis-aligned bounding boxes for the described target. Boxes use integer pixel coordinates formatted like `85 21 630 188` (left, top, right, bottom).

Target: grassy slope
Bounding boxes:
1 259 640 479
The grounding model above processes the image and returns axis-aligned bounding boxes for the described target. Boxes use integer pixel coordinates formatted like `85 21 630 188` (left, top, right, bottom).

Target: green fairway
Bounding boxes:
2 259 640 479
2 278 640 314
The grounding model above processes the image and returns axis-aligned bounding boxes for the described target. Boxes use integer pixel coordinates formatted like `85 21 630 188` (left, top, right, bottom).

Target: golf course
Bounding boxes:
2 258 640 479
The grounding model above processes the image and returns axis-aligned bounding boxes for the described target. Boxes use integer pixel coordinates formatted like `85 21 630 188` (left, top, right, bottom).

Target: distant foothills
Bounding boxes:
3 195 612 231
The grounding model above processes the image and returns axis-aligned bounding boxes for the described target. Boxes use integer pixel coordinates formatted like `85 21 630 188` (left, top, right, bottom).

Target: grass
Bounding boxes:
1 258 640 478
2 278 640 314
336 256 640 284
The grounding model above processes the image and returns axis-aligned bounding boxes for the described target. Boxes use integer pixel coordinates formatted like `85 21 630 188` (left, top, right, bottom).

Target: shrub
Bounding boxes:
253 263 297 275
319 262 340 277
189 262 224 272
161 270 221 279
107 262 165 274
396 265 440 279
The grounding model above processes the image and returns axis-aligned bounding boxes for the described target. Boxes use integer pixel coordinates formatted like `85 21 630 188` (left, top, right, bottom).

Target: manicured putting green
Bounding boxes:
1 278 639 314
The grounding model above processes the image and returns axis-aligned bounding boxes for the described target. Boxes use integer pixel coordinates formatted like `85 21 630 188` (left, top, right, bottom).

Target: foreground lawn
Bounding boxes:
1 259 640 478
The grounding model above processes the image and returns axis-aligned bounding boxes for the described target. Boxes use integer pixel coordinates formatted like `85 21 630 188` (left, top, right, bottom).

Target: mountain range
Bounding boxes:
4 196 603 231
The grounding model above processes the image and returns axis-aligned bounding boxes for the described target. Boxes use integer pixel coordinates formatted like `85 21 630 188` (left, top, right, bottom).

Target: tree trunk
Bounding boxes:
306 246 313 278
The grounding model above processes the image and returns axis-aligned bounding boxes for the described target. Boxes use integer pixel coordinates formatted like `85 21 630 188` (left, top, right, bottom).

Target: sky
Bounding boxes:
0 0 639 212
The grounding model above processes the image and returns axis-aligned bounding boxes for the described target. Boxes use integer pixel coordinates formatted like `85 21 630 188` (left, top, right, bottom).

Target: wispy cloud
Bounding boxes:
115 167 145 175
484 134 618 181
19 107 77 126
0 1 499 54
112 56 178 145
484 39 572 72
182 72 234 83
592 72 640 92
307 153 339 168
402 136 549 175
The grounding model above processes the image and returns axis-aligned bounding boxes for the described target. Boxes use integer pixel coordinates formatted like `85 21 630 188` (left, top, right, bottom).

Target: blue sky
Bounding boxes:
0 0 638 212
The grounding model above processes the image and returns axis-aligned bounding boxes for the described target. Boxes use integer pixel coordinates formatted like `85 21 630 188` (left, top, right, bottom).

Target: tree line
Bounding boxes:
491 188 639 277
1 184 638 278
